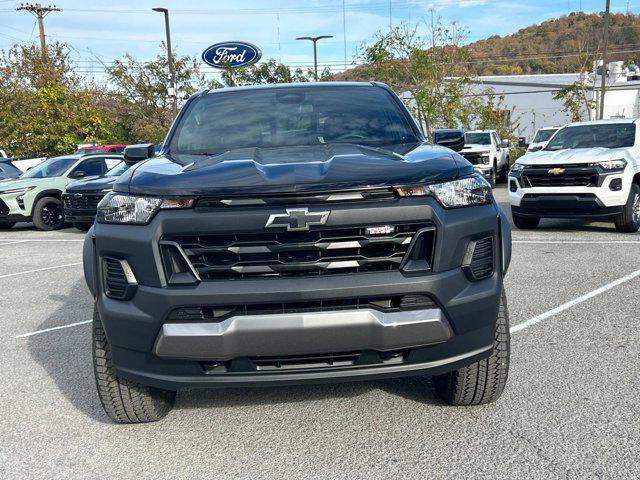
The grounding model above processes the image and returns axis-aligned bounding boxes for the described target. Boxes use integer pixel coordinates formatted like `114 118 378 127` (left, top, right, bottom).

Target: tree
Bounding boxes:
0 42 114 157
355 19 477 138
103 47 220 143
220 58 331 87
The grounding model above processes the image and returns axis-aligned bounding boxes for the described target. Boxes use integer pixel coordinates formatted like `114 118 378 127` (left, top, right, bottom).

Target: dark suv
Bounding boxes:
84 82 512 423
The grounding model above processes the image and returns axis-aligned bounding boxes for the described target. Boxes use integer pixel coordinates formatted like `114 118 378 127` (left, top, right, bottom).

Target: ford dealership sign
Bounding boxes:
202 42 262 69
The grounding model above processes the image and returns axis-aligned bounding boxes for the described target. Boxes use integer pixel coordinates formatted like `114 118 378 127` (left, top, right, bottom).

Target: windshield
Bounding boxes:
20 157 77 178
533 129 557 143
168 86 418 155
465 133 491 145
106 162 127 176
545 124 636 151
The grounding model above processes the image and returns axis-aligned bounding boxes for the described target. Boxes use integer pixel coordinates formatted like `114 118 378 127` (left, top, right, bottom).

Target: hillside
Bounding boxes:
336 12 640 80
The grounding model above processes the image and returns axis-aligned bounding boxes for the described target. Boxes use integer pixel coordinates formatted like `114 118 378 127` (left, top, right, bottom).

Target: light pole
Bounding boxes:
152 7 177 118
296 35 333 81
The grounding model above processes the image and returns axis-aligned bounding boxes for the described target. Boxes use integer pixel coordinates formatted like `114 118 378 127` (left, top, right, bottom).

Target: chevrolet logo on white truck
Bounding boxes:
508 119 640 232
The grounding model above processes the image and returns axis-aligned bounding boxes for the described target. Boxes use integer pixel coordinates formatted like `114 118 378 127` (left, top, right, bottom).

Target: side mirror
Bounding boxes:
518 137 528 149
433 129 465 152
500 140 510 148
124 143 155 162
71 170 86 179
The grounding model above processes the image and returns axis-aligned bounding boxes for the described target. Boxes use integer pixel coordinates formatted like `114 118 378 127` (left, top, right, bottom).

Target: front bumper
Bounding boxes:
508 170 628 213
86 197 510 390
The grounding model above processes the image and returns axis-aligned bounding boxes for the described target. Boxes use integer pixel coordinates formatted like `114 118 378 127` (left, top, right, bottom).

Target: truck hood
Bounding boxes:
518 147 631 165
461 144 491 153
66 175 117 192
118 143 469 196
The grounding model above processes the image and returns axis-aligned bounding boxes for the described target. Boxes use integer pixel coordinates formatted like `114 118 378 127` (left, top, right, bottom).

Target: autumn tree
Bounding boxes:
103 47 220 143
221 58 331 87
0 42 114 157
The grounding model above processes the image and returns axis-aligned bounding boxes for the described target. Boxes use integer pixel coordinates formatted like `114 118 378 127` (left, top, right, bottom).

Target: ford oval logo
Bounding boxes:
202 41 262 69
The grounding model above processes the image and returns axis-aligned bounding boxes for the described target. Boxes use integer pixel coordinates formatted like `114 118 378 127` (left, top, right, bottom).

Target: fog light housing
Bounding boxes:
609 178 622 191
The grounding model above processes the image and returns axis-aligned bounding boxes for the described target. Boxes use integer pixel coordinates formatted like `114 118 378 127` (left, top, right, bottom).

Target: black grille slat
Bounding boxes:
102 258 129 299
469 238 494 280
167 295 437 322
63 192 105 211
166 223 428 280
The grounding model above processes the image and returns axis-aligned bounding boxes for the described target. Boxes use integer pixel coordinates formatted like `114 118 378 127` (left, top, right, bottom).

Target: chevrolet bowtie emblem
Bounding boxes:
265 208 330 231
548 168 565 175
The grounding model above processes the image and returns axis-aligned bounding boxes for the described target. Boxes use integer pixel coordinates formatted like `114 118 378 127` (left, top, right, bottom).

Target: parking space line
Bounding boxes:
510 268 640 334
14 320 91 339
0 262 83 280
0 238 84 242
0 240 30 246
513 240 640 244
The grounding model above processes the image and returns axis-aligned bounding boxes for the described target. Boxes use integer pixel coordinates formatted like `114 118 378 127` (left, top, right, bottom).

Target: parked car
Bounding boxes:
527 126 559 152
0 153 122 230
509 119 640 232
0 159 23 181
62 156 128 231
76 144 127 155
84 82 512 423
459 130 510 187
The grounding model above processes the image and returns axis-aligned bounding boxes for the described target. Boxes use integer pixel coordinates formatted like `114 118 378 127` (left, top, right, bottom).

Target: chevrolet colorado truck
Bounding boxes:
460 130 510 187
84 82 512 423
509 119 640 232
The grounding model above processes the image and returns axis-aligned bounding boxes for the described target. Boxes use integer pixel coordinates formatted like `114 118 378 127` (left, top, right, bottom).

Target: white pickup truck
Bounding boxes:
527 126 559 152
459 130 510 187
508 119 640 232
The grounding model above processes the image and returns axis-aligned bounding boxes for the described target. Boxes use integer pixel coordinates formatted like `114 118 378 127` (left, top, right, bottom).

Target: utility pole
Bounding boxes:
296 35 333 81
152 7 177 119
16 3 61 52
599 0 611 120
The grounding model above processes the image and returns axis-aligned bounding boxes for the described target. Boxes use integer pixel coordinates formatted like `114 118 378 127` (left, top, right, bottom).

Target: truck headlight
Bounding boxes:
0 185 36 195
396 175 493 208
509 163 525 174
96 192 194 224
595 159 626 170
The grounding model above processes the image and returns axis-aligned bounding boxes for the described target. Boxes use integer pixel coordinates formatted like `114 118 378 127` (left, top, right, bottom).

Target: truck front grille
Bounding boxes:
522 165 598 187
163 223 433 280
461 152 483 165
63 192 105 211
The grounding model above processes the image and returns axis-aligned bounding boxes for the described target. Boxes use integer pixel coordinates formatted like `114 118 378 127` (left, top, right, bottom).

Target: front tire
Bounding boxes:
498 158 509 183
93 306 176 423
614 184 640 233
488 166 496 188
32 196 65 231
512 214 540 230
433 288 510 406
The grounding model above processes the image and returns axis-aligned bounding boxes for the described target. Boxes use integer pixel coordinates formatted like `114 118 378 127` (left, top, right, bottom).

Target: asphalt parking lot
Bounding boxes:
1 185 639 480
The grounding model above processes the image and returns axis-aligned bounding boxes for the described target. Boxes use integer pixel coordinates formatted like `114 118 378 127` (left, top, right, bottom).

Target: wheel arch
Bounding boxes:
32 189 64 209
632 172 640 186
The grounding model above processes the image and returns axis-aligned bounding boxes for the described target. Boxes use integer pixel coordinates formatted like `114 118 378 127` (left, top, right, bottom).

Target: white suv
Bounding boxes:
460 130 510 187
508 119 640 232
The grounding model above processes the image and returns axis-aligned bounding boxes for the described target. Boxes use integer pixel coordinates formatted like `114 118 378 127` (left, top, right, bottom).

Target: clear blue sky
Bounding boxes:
0 0 636 82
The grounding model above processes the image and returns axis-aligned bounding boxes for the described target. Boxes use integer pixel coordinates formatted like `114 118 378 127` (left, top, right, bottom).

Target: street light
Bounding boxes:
296 35 333 81
152 7 177 118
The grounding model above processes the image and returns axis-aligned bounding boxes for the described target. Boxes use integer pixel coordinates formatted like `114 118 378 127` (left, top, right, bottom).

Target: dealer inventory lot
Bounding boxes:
1 187 638 479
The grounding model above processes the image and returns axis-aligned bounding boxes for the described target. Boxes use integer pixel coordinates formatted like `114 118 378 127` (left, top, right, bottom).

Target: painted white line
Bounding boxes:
513 240 640 244
0 240 30 246
511 268 640 334
0 262 82 280
14 320 91 339
0 238 84 242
